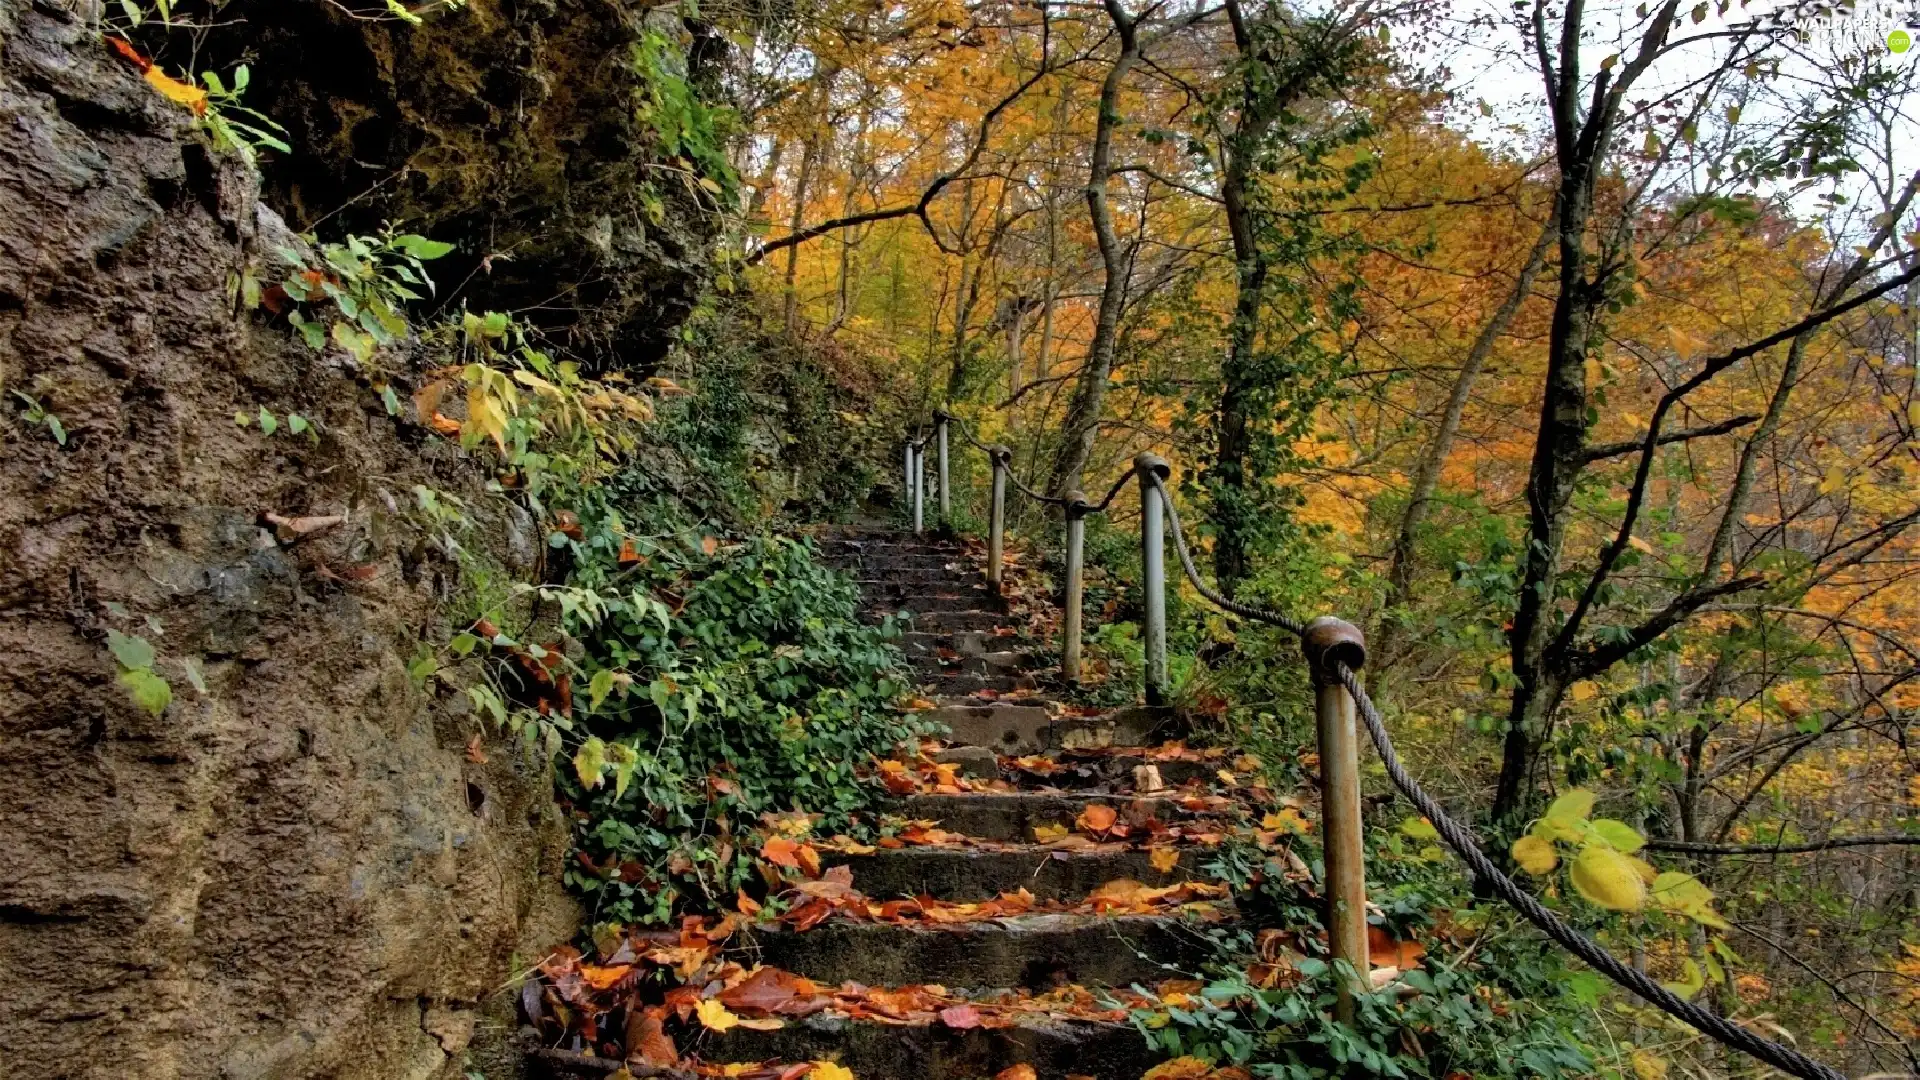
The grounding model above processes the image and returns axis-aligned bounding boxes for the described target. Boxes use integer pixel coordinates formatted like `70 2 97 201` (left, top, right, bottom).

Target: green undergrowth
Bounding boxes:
555 534 927 925
1157 829 1600 1080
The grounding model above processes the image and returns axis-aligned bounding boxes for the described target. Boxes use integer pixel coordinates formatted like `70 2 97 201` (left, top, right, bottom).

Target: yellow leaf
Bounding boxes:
1216 769 1237 786
1510 835 1559 875
809 1063 855 1080
1631 1049 1669 1080
1262 808 1310 835
144 66 208 114
1570 681 1597 702
1569 845 1647 911
1627 534 1655 555
1819 465 1845 494
695 997 739 1032
1143 1058 1215 1080
1908 400 1920 431
1149 846 1180 873
1033 823 1069 843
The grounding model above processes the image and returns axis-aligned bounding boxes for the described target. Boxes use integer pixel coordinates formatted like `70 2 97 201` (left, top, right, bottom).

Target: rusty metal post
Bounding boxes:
1303 616 1370 1024
987 446 1009 588
911 440 924 535
934 411 951 524
1134 453 1171 705
1061 493 1089 682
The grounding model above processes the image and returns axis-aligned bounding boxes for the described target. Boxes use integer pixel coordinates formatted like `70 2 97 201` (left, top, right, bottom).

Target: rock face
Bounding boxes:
0 2 717 1077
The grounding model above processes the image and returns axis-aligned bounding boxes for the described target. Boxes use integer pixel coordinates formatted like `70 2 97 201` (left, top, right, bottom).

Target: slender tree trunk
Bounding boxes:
1047 0 1139 497
1375 216 1553 663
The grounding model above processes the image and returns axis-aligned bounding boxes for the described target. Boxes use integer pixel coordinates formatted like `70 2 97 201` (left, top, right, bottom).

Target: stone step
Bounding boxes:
887 792 1188 842
687 1011 1158 1080
865 592 1002 615
913 672 1034 696
929 703 1176 755
903 630 1018 656
836 552 978 572
898 610 1021 632
830 844 1210 902
999 752 1219 792
749 912 1218 990
820 539 969 558
911 651 1031 678
857 567 985 586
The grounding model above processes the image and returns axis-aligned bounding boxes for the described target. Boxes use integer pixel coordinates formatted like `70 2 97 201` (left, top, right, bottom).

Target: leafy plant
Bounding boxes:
233 406 316 442
194 65 290 165
1509 789 1728 928
272 229 454 364
10 390 67 446
107 630 171 716
632 27 738 206
552 535 922 925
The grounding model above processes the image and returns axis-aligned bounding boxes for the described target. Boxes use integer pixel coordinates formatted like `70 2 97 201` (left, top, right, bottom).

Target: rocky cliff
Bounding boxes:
0 1 721 1076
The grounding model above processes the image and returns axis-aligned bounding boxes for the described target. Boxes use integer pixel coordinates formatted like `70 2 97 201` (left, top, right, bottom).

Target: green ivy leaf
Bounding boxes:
257 407 279 436
106 629 156 672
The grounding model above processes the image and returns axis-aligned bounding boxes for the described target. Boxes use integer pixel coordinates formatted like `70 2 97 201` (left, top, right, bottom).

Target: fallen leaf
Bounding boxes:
1033 823 1070 843
696 997 739 1032
701 535 720 555
734 1016 786 1030
465 734 488 764
1076 804 1118 833
626 1008 677 1067
763 836 802 869
939 1004 983 1030
264 511 347 537
1142 1060 1213 1080
809 1063 855 1080
737 889 762 917
1262 808 1310 835
1149 846 1180 874
994 1067 1036 1080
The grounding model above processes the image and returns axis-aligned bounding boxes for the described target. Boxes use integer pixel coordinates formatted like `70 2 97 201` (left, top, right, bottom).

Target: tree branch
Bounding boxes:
1648 834 1920 855
1579 413 1760 463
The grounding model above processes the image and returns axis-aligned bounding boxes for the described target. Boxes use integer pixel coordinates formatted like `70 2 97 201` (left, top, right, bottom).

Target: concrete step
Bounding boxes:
887 792 1189 841
749 912 1219 989
830 844 1210 902
685 1011 1158 1080
929 703 1176 755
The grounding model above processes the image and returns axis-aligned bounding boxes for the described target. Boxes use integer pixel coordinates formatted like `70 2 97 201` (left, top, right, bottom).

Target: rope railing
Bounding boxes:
906 413 1847 1080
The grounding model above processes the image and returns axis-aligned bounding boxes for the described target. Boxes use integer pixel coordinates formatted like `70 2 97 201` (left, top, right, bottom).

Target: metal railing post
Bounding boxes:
1061 494 1089 683
911 440 924 535
934 411 951 525
1134 453 1170 705
903 440 914 523
987 446 1009 588
1303 617 1370 1025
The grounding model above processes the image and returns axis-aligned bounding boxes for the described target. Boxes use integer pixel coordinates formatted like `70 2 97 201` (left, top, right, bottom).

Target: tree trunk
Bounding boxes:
1046 0 1138 497
1375 216 1553 664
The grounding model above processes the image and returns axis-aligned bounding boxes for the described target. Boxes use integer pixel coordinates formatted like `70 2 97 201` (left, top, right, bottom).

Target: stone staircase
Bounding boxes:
536 526 1263 1080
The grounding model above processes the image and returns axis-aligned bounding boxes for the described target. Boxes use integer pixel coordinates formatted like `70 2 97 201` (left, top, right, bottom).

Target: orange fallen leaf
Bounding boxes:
1076 804 1118 834
701 535 719 555
795 843 823 878
737 889 762 917
1149 846 1180 874
579 963 631 990
994 1067 1036 1080
762 836 802 870
465 734 488 764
